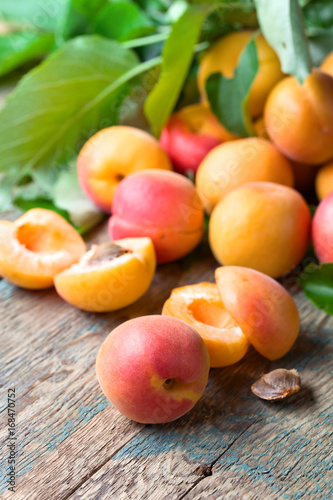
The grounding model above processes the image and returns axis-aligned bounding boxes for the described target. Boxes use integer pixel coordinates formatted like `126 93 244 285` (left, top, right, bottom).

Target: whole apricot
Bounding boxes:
96 315 210 423
209 182 311 278
321 51 333 77
196 137 294 213
198 31 283 118
160 104 237 175
264 70 333 165
0 209 85 289
77 126 172 213
109 169 204 263
312 191 333 262
315 161 333 200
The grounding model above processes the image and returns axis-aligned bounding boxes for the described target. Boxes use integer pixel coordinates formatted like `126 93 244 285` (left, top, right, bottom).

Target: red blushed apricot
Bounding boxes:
54 238 156 312
96 315 210 423
0 209 85 289
209 182 311 278
109 169 204 263
162 282 249 367
216 266 300 360
160 104 237 175
315 161 333 200
77 126 172 213
312 192 333 262
264 70 333 165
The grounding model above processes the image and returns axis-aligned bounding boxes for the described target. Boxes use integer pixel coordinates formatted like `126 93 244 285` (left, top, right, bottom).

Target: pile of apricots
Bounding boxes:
1 30 333 423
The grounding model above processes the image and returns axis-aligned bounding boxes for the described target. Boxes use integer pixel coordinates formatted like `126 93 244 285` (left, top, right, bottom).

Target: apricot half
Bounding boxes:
0 209 86 289
54 237 156 312
162 282 249 367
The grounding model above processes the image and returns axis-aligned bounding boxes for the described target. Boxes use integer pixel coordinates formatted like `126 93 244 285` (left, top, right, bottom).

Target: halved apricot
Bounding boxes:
162 282 249 367
0 209 86 289
54 237 156 312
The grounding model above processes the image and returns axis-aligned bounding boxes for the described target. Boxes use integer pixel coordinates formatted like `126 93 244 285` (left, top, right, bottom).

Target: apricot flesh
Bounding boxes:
209 182 311 278
162 282 249 367
264 70 333 165
109 169 204 263
215 266 300 360
77 126 172 213
315 161 333 200
96 315 210 423
198 31 283 118
0 209 85 289
54 237 156 312
196 137 294 214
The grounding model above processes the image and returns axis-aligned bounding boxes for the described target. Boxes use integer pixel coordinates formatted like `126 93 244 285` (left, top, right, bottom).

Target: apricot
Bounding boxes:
321 51 333 77
96 315 210 423
215 266 300 360
54 237 156 312
264 70 333 165
315 161 333 200
198 31 283 118
312 192 333 263
0 209 85 289
77 126 172 213
253 116 269 139
196 138 294 213
209 182 311 278
109 169 204 263
159 104 237 175
162 282 249 367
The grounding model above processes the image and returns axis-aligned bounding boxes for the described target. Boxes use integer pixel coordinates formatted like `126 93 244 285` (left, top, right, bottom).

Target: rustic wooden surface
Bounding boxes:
0 216 332 500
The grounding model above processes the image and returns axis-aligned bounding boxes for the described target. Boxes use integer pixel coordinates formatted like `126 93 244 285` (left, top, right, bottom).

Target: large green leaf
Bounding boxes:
57 0 108 42
206 38 258 136
0 32 54 77
144 4 209 137
0 36 139 180
255 0 312 84
299 262 333 315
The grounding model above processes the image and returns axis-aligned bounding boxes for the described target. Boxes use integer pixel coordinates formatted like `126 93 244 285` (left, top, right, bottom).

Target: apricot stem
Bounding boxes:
163 378 176 390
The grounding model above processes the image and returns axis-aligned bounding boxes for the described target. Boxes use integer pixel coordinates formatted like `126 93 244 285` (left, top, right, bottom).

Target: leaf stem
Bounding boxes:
121 31 171 49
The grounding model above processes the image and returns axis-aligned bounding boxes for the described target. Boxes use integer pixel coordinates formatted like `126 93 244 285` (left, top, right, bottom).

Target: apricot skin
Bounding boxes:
77 126 172 213
312 192 333 263
216 266 300 360
321 51 333 77
162 282 249 368
96 315 210 424
264 70 333 165
0 209 85 289
198 31 283 118
196 138 294 214
315 161 333 200
209 182 311 278
109 169 204 263
160 104 237 175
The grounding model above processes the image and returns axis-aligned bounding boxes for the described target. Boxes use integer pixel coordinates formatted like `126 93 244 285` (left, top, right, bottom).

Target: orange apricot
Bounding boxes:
198 31 283 118
264 70 333 165
0 209 85 289
320 51 333 77
315 160 333 200
54 237 156 312
162 282 249 367
196 138 294 214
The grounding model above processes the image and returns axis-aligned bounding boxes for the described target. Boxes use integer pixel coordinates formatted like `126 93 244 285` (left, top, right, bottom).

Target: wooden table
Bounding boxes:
0 217 332 500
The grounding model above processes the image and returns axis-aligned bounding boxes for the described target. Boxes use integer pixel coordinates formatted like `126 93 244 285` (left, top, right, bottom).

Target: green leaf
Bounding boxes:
254 0 312 84
57 0 108 42
0 35 139 178
0 0 67 32
144 4 209 137
0 32 54 77
303 0 333 30
299 262 333 315
93 0 154 42
206 37 258 137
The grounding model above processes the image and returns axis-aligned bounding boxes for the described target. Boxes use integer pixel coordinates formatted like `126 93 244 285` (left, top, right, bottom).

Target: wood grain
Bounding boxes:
0 221 332 499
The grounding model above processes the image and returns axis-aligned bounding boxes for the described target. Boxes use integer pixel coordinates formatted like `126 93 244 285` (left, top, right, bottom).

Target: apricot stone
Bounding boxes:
198 31 283 118
77 126 172 213
264 70 333 165
196 138 294 214
0 209 85 289
96 315 210 423
209 182 311 278
109 169 204 263
54 237 156 311
216 266 300 360
312 192 333 263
